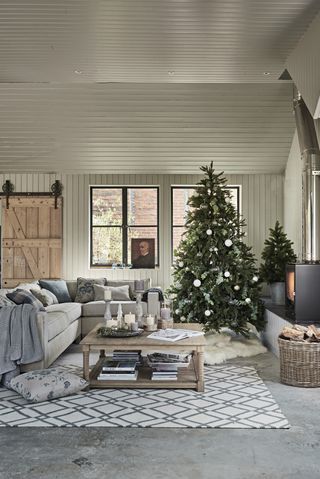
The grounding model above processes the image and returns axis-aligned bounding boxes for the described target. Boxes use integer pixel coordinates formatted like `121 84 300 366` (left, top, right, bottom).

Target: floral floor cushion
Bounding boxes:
9 368 88 403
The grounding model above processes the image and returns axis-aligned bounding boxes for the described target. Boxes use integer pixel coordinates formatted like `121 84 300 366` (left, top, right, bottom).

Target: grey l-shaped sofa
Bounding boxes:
21 279 161 371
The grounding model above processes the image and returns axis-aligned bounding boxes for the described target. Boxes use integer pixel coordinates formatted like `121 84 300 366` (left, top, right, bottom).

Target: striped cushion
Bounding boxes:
6 289 45 311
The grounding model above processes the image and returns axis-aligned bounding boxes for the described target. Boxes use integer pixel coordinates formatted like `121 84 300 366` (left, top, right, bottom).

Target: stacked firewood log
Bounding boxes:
280 324 320 342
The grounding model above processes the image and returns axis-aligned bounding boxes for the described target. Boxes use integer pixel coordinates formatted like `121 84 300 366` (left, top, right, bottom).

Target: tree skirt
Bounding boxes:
204 331 267 365
0 365 289 428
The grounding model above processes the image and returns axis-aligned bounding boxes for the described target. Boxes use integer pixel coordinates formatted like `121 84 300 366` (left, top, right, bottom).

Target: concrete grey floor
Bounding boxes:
0 351 320 479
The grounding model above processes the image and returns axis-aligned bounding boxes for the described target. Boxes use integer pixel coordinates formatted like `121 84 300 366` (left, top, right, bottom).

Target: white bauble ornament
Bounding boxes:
234 285 240 291
252 276 258 282
245 298 251 304
224 271 230 278
180 316 186 322
204 310 211 317
193 279 201 287
214 247 218 252
225 197 231 203
225 239 233 247
207 189 211 194
175 309 180 315
210 260 213 265
209 247 213 252
206 229 212 236
179 261 184 268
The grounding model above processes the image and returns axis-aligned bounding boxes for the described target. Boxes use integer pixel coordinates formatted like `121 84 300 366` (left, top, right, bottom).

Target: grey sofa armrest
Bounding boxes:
147 291 161 317
35 310 48 346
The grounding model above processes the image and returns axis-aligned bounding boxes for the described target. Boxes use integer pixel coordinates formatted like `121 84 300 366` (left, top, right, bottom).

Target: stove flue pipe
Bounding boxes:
294 91 320 262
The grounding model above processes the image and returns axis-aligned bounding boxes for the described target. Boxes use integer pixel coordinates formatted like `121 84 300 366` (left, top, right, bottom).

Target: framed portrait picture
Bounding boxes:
131 238 155 269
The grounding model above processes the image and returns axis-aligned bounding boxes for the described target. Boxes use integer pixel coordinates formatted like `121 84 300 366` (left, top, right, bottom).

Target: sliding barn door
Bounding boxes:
1 196 62 288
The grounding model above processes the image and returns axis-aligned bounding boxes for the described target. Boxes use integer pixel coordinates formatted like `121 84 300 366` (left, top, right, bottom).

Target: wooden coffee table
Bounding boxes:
80 323 206 392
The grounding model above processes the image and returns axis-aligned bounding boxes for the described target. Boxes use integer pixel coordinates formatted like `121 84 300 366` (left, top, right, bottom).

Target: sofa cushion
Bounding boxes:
81 300 147 317
39 280 71 303
94 284 131 301
66 280 78 302
74 277 106 303
16 281 41 292
10 368 87 403
6 289 45 311
106 280 136 300
31 288 58 307
45 303 81 341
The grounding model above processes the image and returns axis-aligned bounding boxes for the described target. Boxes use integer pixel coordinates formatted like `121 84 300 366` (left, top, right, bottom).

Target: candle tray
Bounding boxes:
97 327 144 338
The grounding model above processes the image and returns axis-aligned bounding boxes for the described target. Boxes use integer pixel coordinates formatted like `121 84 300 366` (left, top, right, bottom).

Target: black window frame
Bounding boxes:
90 186 160 268
171 185 241 261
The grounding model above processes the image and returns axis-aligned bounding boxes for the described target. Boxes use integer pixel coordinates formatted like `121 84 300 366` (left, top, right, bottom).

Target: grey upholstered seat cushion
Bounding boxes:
45 303 81 341
81 300 147 317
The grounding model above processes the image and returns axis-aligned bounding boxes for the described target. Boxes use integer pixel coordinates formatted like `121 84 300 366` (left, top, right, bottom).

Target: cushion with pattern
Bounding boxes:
10 368 88 403
74 277 106 303
6 289 45 311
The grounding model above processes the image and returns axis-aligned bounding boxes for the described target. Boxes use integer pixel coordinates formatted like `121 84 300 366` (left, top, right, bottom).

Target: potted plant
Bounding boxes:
260 221 297 305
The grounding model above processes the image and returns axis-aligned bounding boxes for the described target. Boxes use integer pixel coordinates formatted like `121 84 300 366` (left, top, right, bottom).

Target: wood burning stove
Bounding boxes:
285 95 320 324
286 264 320 324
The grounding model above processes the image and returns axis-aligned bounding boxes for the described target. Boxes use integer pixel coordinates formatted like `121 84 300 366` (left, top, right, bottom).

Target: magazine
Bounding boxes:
147 352 191 367
147 328 204 342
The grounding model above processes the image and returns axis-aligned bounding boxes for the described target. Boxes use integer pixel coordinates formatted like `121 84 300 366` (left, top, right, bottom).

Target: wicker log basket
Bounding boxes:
278 337 320 387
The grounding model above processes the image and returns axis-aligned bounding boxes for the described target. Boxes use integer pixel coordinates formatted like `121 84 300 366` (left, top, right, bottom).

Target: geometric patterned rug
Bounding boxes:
0 365 290 428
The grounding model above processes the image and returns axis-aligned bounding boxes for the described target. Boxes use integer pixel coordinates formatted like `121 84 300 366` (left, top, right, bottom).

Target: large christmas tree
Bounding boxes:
167 162 265 335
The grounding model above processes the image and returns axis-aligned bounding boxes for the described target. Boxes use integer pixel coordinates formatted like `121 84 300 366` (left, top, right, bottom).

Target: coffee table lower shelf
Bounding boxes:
89 357 199 390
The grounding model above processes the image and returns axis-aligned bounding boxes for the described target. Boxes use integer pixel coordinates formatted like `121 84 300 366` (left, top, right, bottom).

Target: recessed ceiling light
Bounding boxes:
263 72 271 75
74 70 83 75
168 71 175 75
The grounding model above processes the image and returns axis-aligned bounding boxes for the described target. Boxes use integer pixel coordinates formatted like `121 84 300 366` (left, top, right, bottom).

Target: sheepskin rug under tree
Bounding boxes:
204 329 267 365
168 162 265 336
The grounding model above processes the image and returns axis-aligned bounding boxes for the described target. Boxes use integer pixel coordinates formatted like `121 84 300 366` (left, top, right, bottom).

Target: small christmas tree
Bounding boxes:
260 221 297 284
167 162 265 336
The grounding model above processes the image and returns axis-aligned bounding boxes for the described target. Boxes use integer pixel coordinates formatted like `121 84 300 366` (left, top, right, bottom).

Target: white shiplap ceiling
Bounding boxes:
0 0 319 83
0 0 317 174
0 83 295 174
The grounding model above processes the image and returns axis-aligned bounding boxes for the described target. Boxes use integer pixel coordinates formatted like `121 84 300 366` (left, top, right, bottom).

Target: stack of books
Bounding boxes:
112 350 142 363
98 358 138 381
151 366 178 381
148 353 191 381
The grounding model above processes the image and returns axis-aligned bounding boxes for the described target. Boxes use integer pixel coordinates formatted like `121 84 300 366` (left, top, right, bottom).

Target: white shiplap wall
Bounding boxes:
0 173 283 289
284 130 302 258
283 121 320 260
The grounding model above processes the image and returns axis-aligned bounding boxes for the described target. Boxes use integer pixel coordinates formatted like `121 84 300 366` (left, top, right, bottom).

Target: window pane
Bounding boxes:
128 188 158 225
172 226 186 258
128 227 158 265
92 227 122 265
227 188 238 211
172 188 195 225
92 188 122 226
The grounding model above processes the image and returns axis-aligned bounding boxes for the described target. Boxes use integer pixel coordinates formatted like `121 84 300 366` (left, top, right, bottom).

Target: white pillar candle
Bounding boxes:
146 314 154 325
124 312 136 325
104 289 112 301
160 308 171 320
106 319 118 328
